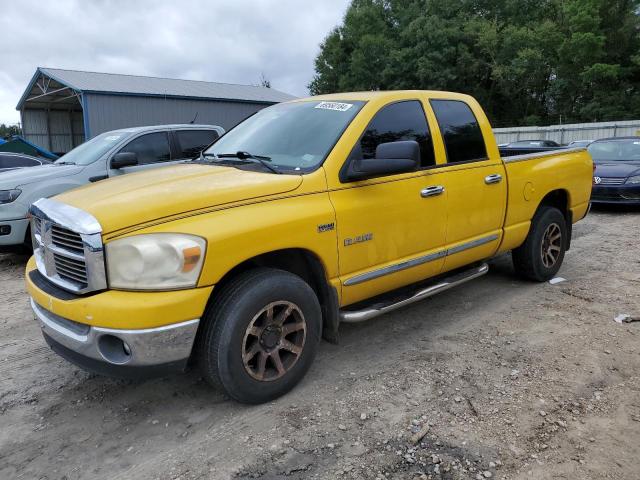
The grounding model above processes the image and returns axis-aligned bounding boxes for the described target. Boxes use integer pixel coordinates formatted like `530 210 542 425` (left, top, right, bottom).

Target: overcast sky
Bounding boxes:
0 0 351 125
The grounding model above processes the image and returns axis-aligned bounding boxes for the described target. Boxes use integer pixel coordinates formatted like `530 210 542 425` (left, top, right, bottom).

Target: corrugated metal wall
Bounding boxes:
85 94 268 137
21 108 84 154
494 120 640 144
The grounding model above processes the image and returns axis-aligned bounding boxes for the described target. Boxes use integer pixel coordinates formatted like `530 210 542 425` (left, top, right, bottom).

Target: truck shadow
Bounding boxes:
0 252 30 268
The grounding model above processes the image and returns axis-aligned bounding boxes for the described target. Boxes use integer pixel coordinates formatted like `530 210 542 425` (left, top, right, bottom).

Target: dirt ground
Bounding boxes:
1 206 639 480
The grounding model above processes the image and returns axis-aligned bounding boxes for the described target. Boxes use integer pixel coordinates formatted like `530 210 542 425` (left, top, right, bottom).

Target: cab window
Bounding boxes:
430 100 488 164
354 100 435 168
176 129 219 158
118 132 171 165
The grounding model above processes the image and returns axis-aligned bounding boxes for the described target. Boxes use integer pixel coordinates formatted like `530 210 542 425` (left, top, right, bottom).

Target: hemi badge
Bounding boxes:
318 222 335 233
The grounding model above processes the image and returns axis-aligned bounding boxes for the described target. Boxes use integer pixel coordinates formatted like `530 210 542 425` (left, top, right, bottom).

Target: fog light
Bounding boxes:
97 334 132 365
0 225 11 236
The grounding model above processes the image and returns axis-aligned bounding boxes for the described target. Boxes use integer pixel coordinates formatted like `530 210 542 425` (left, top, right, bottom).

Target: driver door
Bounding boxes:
329 99 448 306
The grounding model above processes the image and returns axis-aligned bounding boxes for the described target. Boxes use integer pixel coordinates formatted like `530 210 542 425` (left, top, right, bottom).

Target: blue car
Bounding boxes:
589 137 640 205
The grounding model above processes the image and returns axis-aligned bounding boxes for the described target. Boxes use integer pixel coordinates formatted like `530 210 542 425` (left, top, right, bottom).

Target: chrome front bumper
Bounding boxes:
31 298 200 374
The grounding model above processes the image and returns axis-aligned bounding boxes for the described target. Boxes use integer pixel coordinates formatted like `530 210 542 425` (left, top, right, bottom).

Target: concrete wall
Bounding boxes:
84 94 269 138
494 120 640 145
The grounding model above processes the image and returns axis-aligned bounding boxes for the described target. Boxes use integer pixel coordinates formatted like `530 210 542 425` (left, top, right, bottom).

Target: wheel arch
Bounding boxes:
201 248 340 347
535 188 572 249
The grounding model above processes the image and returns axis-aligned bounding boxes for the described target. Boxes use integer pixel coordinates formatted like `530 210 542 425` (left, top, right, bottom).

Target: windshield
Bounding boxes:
588 139 640 162
204 100 365 171
54 131 127 166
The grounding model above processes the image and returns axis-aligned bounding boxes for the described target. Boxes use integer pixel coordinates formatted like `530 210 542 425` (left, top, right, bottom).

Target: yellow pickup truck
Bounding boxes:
25 91 592 403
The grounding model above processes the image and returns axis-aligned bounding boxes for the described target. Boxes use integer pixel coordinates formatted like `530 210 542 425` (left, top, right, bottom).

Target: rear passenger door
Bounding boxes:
174 129 220 160
428 99 507 272
109 131 174 177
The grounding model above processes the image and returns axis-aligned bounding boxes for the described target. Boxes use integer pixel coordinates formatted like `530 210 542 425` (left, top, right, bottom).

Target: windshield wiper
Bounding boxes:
55 161 76 165
215 151 280 174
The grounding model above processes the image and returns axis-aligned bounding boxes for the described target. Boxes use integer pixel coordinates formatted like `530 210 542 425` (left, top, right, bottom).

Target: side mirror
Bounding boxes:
110 152 138 169
344 140 419 181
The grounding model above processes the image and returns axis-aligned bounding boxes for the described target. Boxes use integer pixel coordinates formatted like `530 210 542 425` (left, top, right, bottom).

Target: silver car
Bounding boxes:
0 124 223 250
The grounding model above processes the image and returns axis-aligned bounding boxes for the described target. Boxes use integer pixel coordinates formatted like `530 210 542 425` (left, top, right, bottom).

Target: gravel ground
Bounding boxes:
1 206 639 480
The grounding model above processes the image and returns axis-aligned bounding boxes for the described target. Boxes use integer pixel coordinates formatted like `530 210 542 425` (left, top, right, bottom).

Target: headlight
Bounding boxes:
106 233 206 290
0 189 21 204
625 175 640 185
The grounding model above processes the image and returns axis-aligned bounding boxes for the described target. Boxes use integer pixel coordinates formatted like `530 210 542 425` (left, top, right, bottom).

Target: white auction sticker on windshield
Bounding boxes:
315 101 353 112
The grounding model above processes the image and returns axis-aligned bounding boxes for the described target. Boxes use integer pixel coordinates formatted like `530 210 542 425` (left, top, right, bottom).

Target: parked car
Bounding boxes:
25 91 592 403
499 139 565 157
567 140 592 148
0 152 51 173
0 124 223 251
589 137 640 204
503 139 561 148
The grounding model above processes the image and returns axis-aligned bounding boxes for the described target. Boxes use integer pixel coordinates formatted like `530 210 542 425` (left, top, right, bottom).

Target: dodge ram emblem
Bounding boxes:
593 176 601 184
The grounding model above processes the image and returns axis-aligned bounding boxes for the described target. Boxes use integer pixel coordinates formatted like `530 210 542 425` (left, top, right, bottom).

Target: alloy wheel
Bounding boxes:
241 301 307 381
541 222 562 268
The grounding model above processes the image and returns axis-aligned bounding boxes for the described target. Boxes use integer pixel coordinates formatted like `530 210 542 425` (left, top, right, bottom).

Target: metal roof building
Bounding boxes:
16 67 296 154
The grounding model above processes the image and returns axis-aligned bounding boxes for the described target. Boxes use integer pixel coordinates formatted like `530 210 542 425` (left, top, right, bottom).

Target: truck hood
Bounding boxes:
55 163 303 234
0 163 83 189
594 162 640 178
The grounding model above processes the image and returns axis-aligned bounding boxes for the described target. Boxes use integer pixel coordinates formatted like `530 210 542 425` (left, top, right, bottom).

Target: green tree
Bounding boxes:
0 123 21 139
309 0 640 126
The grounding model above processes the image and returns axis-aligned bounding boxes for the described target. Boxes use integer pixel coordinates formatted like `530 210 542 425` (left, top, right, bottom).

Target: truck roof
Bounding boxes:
299 90 471 102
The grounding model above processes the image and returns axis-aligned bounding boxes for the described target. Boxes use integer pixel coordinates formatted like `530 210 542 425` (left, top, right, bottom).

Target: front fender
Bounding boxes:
105 191 340 288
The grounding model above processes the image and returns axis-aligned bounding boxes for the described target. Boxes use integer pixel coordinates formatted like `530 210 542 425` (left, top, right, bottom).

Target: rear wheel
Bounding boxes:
512 206 567 282
197 268 322 404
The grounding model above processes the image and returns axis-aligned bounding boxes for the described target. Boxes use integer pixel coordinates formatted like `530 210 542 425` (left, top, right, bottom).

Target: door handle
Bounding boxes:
485 174 503 184
420 185 445 198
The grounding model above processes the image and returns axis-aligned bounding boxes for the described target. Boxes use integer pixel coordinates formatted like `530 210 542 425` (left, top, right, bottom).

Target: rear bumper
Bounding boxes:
591 184 640 204
31 298 200 378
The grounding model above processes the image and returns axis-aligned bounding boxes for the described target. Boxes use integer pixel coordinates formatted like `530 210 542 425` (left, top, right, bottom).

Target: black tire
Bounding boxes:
512 206 567 282
197 268 322 404
22 226 34 253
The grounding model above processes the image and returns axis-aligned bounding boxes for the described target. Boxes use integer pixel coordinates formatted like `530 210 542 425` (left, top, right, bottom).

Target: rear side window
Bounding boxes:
430 100 487 164
176 130 220 158
355 100 435 168
119 132 171 165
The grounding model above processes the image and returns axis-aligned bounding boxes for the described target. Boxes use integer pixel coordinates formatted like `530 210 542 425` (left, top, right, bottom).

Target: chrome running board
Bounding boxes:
339 263 489 323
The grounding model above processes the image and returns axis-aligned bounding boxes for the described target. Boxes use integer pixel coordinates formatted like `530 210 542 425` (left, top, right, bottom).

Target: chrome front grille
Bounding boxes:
30 198 107 295
52 252 88 284
33 216 42 237
598 177 625 185
51 224 85 254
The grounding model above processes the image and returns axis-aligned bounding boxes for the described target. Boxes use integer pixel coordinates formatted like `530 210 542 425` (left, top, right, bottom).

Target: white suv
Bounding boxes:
0 124 223 251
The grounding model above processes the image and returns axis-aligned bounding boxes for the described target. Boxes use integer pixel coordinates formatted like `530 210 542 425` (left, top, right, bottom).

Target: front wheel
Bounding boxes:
197 268 322 404
512 206 567 282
